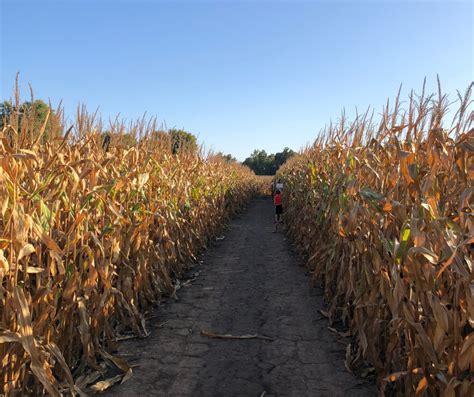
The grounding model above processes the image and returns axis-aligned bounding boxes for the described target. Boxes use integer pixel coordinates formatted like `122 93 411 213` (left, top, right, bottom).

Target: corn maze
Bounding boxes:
278 83 473 396
0 96 260 395
0 82 473 397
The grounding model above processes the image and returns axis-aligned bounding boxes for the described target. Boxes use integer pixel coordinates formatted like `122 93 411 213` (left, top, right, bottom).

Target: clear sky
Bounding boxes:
1 0 473 160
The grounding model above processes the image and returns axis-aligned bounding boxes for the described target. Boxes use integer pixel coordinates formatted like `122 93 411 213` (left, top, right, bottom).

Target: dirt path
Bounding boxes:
103 197 375 396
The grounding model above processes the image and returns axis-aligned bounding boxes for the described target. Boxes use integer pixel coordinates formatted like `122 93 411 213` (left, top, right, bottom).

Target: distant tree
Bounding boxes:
242 151 256 172
0 101 14 129
147 130 168 143
118 133 137 147
273 147 295 172
243 147 295 175
0 99 60 142
144 128 198 154
216 152 237 162
23 100 51 131
100 130 138 151
223 153 237 162
243 149 271 175
169 128 198 154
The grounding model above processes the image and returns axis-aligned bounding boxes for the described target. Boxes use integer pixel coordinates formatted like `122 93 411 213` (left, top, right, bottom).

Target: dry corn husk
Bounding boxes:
0 84 262 395
279 82 474 396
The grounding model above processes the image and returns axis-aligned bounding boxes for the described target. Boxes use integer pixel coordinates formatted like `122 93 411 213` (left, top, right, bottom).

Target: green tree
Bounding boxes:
243 149 272 175
169 128 198 154
23 100 50 130
0 101 14 129
0 99 60 142
145 129 198 154
147 130 168 143
243 147 296 175
273 147 296 172
216 152 237 162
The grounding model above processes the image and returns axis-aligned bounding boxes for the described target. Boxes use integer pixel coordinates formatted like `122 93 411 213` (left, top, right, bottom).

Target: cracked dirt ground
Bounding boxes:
103 197 376 396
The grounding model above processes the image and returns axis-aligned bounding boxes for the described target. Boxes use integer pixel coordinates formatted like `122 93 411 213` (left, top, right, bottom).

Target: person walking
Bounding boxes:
271 178 283 198
273 189 283 232
275 178 283 192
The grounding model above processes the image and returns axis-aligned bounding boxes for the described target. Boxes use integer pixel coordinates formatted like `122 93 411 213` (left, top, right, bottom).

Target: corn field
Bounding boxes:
0 92 260 395
278 82 473 396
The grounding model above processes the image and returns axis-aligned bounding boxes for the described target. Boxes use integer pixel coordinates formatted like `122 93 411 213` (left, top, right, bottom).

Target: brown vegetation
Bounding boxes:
0 86 259 395
279 82 473 396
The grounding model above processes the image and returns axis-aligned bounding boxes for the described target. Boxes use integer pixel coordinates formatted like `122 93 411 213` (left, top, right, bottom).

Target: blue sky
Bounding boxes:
1 0 473 160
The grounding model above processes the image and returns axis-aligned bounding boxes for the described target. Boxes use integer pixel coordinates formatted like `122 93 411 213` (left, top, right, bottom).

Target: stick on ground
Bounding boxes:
200 329 273 341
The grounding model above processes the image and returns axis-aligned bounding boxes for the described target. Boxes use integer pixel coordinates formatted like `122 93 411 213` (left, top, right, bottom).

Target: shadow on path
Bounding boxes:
103 197 376 397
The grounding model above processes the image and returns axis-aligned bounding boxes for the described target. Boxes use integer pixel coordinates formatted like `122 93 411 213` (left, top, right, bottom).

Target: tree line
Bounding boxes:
242 148 295 175
1 99 294 174
0 99 199 153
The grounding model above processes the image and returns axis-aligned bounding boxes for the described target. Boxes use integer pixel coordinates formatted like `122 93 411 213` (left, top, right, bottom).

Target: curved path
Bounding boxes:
103 197 375 397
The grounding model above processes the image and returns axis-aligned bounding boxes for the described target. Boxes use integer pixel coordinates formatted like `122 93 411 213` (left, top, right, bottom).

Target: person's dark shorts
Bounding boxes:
275 205 283 215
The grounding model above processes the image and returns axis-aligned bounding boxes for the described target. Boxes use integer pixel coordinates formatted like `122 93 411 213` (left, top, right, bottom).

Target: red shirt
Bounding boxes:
274 194 282 206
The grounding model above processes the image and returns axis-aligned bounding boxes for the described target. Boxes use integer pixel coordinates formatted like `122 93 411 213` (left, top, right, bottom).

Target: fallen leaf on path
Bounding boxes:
150 320 170 328
121 368 133 384
318 309 330 318
112 334 140 342
89 375 123 392
200 329 273 341
75 370 102 390
344 343 354 374
360 366 375 378
176 277 198 290
328 326 351 337
101 350 131 373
